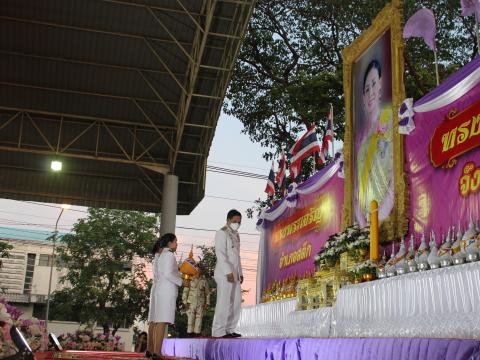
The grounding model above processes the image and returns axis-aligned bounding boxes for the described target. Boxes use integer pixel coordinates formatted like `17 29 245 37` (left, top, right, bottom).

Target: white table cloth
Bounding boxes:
332 261 480 339
235 299 332 338
237 262 480 339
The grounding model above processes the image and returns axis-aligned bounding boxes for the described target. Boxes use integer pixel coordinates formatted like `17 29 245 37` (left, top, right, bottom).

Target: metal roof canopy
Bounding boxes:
0 0 254 214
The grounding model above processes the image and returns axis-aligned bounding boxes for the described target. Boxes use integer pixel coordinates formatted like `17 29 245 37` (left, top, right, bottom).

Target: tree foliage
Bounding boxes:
51 208 156 334
226 0 478 161
196 245 216 278
0 241 13 269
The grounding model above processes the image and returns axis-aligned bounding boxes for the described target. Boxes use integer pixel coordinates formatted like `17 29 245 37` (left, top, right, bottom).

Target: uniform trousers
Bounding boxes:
211 275 242 337
186 305 205 334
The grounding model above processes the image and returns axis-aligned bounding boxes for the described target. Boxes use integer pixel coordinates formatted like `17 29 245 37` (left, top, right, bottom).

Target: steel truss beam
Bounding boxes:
171 0 255 174
0 16 224 52
171 0 217 170
0 50 219 88
0 105 176 131
0 162 163 202
0 111 171 173
100 0 234 22
191 0 254 194
0 81 179 113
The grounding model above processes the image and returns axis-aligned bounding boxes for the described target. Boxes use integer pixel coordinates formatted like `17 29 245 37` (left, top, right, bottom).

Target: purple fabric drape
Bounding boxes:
163 337 480 360
414 55 480 107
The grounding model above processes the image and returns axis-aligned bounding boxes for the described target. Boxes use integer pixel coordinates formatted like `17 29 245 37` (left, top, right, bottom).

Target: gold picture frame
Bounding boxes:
342 0 408 241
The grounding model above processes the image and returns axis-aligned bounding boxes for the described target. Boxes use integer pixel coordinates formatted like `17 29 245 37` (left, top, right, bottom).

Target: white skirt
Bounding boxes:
148 281 178 324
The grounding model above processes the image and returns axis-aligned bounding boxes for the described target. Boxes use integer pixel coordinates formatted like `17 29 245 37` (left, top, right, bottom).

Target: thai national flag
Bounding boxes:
319 106 334 165
288 124 321 178
324 106 334 143
264 161 275 197
275 152 287 195
317 145 327 165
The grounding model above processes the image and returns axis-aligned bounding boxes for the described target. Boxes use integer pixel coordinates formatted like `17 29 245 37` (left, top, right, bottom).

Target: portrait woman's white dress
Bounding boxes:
148 250 183 324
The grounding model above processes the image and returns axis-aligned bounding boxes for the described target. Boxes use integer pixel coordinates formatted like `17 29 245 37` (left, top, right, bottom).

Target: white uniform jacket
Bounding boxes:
214 227 243 282
148 250 182 323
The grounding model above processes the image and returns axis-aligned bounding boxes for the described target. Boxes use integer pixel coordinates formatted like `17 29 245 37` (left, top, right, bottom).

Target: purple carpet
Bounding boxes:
163 337 480 360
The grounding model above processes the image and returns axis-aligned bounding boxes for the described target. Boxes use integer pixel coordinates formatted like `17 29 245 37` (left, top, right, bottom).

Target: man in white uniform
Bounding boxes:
212 209 243 338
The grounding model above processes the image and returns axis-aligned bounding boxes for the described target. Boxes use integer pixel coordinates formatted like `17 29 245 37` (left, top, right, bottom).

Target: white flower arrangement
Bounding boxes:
346 236 370 250
348 260 377 276
316 224 371 264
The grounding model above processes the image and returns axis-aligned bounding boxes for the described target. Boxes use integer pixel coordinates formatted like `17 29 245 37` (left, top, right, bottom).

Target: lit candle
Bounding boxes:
370 200 379 261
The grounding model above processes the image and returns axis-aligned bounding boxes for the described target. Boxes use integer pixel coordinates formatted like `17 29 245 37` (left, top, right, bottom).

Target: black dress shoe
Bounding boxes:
145 351 152 358
221 334 234 338
228 332 242 338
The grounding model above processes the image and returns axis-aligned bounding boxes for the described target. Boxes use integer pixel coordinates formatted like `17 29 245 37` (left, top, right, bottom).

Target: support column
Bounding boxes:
160 174 178 236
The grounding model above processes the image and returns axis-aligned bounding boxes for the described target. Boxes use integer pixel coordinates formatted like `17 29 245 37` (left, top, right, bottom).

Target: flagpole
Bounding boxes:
434 50 440 86
476 18 480 55
330 103 334 158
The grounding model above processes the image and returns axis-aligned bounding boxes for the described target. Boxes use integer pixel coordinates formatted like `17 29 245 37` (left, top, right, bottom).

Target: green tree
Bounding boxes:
196 245 216 278
51 208 156 334
0 241 13 269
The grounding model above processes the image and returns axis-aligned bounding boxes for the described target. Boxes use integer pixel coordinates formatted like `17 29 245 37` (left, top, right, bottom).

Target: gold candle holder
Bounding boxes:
370 200 379 261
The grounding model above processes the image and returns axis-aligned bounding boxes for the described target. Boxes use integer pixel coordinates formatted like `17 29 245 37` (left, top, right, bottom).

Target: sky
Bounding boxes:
0 112 270 305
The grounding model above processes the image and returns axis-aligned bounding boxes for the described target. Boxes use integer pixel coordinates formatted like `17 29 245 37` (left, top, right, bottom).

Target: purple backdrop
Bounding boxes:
406 57 480 242
259 162 344 291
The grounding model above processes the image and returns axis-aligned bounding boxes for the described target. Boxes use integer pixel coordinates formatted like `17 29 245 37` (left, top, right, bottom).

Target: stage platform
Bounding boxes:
162 337 480 360
36 351 192 360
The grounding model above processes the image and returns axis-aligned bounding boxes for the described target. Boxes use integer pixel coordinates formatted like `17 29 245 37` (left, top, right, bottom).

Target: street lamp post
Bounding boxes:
45 204 70 331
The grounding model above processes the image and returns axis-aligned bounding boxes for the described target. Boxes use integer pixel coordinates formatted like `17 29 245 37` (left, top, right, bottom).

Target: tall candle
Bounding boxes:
370 200 379 261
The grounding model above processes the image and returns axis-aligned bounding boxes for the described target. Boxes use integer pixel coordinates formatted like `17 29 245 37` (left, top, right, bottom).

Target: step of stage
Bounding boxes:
163 337 480 360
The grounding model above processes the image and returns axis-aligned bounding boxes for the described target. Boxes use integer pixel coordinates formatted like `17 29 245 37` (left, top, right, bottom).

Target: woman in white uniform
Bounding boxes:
146 233 188 360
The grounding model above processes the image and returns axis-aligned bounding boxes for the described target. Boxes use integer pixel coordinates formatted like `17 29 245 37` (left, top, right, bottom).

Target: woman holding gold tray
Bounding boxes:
147 233 189 360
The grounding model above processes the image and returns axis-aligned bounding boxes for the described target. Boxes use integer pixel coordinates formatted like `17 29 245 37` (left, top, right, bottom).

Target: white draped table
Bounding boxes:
237 262 480 339
333 261 480 339
235 298 332 338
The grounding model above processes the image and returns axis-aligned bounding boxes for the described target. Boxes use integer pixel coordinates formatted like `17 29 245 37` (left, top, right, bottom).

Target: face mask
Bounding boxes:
230 223 240 231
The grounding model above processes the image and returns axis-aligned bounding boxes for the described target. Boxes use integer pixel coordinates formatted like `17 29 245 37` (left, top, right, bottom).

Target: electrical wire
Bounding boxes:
208 160 268 172
205 195 256 203
206 165 267 180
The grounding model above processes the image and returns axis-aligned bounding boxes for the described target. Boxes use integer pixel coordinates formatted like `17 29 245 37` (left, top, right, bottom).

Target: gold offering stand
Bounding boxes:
296 200 380 310
296 260 352 310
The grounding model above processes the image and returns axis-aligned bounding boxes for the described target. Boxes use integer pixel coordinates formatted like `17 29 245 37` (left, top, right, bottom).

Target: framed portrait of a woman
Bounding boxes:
342 0 407 240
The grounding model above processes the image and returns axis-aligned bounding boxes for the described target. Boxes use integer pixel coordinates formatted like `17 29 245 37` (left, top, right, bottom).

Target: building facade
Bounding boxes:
0 228 135 348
